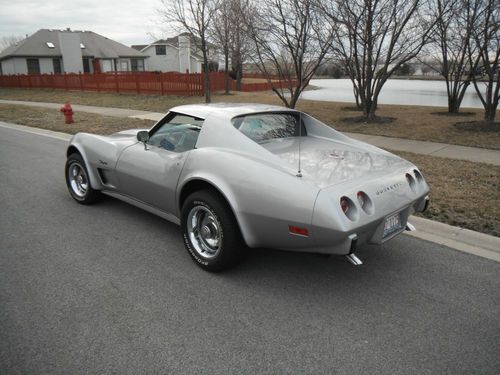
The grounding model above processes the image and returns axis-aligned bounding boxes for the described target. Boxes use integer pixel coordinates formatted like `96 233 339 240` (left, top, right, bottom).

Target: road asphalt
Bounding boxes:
1 125 499 374
1 98 499 166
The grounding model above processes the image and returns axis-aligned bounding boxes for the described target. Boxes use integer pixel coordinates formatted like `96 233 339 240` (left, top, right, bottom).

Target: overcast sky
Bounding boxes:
0 0 173 46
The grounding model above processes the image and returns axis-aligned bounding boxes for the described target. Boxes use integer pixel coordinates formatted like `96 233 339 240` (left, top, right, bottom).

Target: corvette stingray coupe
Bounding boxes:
65 103 429 271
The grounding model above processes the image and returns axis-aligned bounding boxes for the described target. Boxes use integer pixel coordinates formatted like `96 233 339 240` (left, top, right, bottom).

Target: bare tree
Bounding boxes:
323 0 435 120
159 0 219 103
468 0 499 123
211 0 232 94
425 0 478 113
229 0 253 90
245 0 333 108
0 35 24 52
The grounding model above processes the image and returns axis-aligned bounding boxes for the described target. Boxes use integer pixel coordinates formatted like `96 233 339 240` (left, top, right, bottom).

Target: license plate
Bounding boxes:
383 212 402 238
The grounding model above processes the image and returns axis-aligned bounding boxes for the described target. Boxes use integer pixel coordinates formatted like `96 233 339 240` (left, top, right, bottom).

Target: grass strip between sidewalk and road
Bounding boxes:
0 102 498 237
0 87 499 150
391 151 499 237
0 103 154 135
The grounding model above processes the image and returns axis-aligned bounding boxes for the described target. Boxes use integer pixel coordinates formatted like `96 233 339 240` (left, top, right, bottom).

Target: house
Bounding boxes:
132 33 220 73
0 29 147 75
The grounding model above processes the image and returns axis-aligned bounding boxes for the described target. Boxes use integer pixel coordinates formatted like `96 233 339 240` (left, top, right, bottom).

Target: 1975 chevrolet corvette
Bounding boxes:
65 103 429 271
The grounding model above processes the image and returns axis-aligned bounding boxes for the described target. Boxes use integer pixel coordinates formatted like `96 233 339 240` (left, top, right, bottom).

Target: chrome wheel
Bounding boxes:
187 205 222 259
68 162 88 198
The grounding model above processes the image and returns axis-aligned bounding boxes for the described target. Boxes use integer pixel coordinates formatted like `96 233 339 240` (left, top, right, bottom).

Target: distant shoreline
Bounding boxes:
313 75 444 81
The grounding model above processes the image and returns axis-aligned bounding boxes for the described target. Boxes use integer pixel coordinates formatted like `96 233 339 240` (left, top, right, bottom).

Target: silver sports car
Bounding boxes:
65 103 429 271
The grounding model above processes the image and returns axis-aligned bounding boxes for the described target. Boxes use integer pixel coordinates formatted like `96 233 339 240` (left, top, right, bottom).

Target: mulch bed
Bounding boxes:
341 115 396 124
454 121 500 132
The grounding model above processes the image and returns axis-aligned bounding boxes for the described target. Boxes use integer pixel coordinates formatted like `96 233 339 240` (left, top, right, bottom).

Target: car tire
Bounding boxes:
65 153 101 205
181 190 246 272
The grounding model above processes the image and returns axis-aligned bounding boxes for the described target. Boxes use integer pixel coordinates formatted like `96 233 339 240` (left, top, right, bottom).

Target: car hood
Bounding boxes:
259 136 412 189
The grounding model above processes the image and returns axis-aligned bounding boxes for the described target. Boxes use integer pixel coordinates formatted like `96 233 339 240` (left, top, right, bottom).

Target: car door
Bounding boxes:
115 113 203 215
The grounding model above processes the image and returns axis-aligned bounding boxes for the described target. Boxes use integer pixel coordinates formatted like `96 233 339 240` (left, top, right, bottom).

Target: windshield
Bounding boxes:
232 113 306 143
148 113 203 152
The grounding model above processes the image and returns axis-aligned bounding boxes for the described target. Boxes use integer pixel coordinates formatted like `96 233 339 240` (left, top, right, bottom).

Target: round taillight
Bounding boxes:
340 197 350 214
406 173 416 192
414 169 423 183
357 191 374 214
357 191 366 207
340 196 357 221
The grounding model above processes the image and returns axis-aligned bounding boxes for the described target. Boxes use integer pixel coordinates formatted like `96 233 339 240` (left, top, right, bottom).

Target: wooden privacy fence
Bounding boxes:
0 71 295 96
0 72 203 96
209 71 298 92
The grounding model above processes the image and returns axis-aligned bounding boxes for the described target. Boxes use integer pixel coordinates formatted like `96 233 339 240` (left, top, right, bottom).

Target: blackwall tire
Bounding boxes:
65 153 101 205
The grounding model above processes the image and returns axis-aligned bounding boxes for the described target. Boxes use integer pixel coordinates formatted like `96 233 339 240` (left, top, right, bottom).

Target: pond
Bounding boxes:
301 79 485 109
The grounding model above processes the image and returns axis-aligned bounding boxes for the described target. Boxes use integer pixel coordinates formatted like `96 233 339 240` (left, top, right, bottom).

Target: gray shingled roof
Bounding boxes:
131 44 148 51
131 33 212 61
0 29 145 61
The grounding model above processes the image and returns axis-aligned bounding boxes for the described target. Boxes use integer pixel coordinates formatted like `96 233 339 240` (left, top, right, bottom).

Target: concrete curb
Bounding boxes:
405 216 500 262
0 121 72 141
1 121 498 263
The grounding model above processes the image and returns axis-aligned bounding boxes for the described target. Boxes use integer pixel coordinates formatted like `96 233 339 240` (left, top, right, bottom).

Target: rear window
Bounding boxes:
232 113 306 143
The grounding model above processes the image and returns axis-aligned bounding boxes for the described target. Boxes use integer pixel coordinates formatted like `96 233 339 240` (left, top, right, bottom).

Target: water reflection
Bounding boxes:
301 79 484 109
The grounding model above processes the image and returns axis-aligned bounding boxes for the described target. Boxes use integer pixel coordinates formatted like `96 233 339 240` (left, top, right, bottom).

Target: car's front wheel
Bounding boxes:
65 153 101 204
181 190 245 272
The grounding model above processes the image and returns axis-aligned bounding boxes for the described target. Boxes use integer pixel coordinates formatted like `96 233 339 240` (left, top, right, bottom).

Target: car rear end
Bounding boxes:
311 166 429 255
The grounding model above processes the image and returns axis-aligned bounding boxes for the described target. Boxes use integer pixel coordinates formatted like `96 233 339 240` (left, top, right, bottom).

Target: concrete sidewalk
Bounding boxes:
1 99 499 166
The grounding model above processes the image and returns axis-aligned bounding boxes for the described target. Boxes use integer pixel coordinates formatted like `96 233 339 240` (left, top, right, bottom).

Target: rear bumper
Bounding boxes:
310 193 430 255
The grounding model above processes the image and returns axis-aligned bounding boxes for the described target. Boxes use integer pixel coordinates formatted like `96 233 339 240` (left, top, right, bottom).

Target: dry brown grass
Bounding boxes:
0 104 154 135
393 150 500 237
0 87 498 149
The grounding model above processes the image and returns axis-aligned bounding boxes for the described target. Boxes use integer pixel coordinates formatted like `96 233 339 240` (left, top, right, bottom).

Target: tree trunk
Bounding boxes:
367 101 377 120
289 88 301 109
224 49 230 94
484 105 496 123
353 85 361 109
236 66 242 91
448 97 460 114
202 45 211 103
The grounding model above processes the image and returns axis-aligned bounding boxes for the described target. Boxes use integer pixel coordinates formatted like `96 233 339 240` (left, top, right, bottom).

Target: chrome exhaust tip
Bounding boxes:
346 253 363 266
405 222 416 231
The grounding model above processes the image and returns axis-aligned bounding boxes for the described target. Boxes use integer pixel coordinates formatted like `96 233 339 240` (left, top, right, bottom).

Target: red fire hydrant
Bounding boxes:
60 102 74 124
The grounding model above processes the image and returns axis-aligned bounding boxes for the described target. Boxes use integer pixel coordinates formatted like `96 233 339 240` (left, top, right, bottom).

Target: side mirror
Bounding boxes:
137 130 149 143
137 131 150 150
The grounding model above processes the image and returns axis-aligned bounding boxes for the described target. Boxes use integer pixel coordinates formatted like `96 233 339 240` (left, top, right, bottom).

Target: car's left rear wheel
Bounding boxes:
181 190 246 272
65 153 101 204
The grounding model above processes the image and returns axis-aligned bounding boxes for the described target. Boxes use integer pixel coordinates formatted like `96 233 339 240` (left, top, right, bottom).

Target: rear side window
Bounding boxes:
232 113 306 143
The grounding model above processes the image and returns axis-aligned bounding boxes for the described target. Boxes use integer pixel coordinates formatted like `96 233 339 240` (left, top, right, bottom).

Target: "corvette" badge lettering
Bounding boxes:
376 182 404 196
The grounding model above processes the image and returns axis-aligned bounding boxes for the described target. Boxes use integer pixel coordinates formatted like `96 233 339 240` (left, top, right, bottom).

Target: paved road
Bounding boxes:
1 126 499 374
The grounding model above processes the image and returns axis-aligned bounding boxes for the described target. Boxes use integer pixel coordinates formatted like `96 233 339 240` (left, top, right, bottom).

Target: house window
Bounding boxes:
131 59 144 71
120 60 129 71
26 59 40 74
46 42 55 48
155 45 166 55
53 58 62 74
82 58 91 73
80 43 86 49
